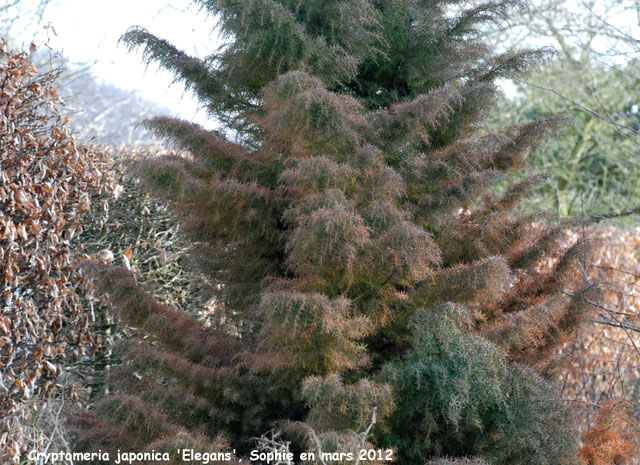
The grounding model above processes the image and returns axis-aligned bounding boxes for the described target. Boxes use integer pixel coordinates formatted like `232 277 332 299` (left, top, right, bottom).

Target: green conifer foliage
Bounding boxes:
76 1 596 463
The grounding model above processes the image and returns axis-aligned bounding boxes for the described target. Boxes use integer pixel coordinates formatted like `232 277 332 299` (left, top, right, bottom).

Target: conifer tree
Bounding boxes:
74 1 597 463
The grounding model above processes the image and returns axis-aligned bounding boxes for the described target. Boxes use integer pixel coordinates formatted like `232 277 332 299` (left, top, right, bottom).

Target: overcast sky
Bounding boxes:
12 0 218 128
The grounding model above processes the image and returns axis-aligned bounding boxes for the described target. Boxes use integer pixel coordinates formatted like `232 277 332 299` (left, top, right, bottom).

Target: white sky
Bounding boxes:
11 0 219 128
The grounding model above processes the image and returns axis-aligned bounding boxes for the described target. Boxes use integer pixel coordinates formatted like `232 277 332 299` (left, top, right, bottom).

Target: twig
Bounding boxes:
590 209 640 220
353 407 377 465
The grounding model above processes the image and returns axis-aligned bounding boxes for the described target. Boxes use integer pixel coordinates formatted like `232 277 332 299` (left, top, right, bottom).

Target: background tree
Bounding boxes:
0 0 55 48
73 1 600 464
489 0 640 220
492 62 640 219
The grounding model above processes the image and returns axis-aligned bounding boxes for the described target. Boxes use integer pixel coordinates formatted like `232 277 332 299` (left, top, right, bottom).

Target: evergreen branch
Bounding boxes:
370 84 463 149
142 116 246 172
119 27 249 114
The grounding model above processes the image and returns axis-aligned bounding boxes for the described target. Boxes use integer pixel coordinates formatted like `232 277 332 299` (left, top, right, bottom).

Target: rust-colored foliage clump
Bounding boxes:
579 400 639 465
0 41 119 462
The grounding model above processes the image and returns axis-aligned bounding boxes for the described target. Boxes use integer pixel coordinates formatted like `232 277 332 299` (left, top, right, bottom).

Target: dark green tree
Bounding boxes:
73 1 597 464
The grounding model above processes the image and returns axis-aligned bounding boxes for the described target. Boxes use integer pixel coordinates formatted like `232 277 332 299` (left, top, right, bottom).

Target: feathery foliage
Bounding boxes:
75 1 596 463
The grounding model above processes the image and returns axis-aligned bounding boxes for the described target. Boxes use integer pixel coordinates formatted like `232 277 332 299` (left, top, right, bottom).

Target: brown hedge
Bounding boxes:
0 41 119 462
